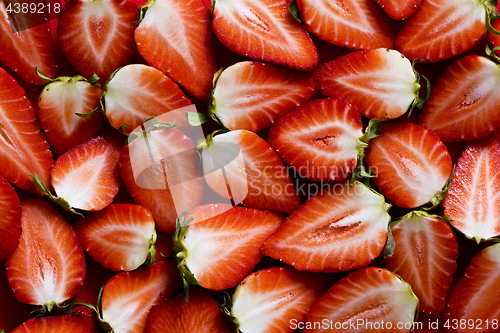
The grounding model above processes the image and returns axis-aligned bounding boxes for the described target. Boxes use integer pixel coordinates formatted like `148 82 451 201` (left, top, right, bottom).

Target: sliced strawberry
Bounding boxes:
0 5 56 86
0 67 53 193
74 203 157 271
37 74 104 155
296 0 394 50
442 139 500 242
374 0 422 20
174 204 284 291
103 64 193 133
146 287 233 333
384 211 459 314
135 0 217 100
230 266 332 333
314 48 420 120
0 176 21 261
58 0 139 84
210 61 315 132
395 0 489 62
202 129 301 214
262 181 391 272
268 97 363 182
365 121 453 209
418 55 500 142
119 127 204 234
100 260 182 333
444 243 500 332
11 310 101 333
303 267 418 333
5 199 86 310
212 0 318 71
48 136 121 212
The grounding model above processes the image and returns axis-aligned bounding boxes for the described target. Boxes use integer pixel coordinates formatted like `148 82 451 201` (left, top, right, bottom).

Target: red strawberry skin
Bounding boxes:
0 67 53 193
146 287 233 333
37 77 104 155
101 260 182 333
212 0 318 71
0 5 56 85
395 0 487 62
182 204 284 290
73 203 156 271
135 0 217 100
0 176 21 261
51 136 122 211
5 199 86 306
268 97 363 182
444 243 500 333
375 0 422 20
297 0 395 50
211 61 316 132
366 121 453 208
442 139 500 242
11 310 101 333
58 0 139 84
418 55 500 143
384 213 459 314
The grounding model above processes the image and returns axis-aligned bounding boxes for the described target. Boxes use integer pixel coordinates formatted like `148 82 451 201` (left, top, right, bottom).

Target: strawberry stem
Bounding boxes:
484 0 500 35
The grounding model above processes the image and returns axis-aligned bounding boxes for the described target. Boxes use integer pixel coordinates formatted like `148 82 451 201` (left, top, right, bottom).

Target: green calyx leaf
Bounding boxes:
484 0 500 35
289 0 303 23
384 225 396 258
350 118 384 184
486 44 500 63
420 164 455 212
408 59 431 117
134 0 156 24
207 67 232 131
30 174 85 218
126 118 178 143
36 69 101 91
172 206 198 305
186 111 212 127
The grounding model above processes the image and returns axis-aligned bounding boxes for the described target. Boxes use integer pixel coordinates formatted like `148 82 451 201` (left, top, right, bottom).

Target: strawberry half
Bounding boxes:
444 242 500 332
296 0 394 50
5 199 86 312
418 55 500 142
202 129 301 214
314 48 421 120
146 287 233 333
262 181 391 272
74 203 157 271
395 0 495 62
103 64 193 133
384 211 459 314
228 266 332 333
58 0 139 84
303 267 418 333
210 61 315 133
119 127 204 234
99 260 182 333
374 0 422 20
0 176 21 261
36 136 122 213
365 121 453 209
0 67 53 193
135 0 217 100
174 204 284 291
267 97 363 182
11 310 101 333
0 5 56 86
442 138 500 242
212 0 318 70
37 74 104 155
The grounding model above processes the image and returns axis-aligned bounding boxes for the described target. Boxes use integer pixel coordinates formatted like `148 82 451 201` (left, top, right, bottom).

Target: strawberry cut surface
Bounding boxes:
212 0 318 71
0 176 21 261
5 199 86 308
178 204 284 291
267 97 363 182
11 310 101 333
211 61 315 132
442 138 500 242
384 212 459 314
0 67 53 193
262 181 391 272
